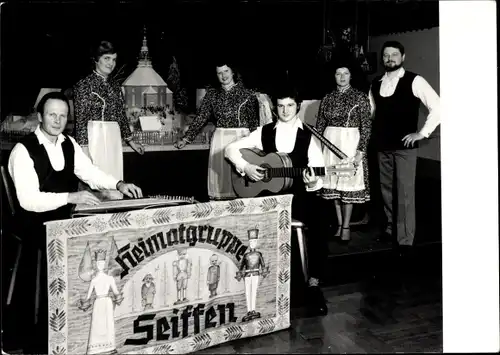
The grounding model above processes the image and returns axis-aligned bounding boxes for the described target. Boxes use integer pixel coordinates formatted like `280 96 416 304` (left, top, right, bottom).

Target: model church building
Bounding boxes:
122 30 173 111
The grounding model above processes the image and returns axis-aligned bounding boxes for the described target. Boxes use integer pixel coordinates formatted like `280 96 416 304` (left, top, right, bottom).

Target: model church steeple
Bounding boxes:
138 25 152 68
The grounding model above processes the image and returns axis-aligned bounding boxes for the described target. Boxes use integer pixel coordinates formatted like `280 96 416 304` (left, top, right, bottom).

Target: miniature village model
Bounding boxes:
0 28 215 148
122 28 215 146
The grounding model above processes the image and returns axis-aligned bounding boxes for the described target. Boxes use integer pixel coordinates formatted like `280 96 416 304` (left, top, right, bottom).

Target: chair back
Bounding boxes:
1 165 18 216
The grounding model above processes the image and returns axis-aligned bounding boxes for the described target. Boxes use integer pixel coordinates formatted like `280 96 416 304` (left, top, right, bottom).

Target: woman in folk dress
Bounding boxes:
74 41 144 199
316 63 372 243
175 60 260 201
80 249 123 355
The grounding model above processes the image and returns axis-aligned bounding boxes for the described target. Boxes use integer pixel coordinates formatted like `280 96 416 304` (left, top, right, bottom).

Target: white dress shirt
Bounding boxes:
369 68 441 138
8 126 120 213
224 117 325 191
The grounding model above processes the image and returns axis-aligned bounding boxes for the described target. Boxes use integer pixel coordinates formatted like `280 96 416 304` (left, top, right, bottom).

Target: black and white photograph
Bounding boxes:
0 0 497 354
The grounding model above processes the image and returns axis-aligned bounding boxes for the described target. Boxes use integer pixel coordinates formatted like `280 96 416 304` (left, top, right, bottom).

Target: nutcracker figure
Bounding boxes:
141 273 156 311
207 254 221 298
173 248 192 305
235 228 270 322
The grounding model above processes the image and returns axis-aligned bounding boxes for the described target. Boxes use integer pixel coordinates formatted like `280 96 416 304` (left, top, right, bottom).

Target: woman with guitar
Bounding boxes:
225 85 329 317
316 61 372 243
174 58 260 201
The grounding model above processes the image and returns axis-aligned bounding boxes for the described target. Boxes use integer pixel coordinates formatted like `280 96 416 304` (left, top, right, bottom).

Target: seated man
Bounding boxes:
225 85 329 316
4 91 143 354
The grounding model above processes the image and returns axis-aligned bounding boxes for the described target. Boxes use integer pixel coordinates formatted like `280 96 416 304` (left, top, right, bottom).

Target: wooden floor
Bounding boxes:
195 202 444 354
195 277 443 354
1 278 443 354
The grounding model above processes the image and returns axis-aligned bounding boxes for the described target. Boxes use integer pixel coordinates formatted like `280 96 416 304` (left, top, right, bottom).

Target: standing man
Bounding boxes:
369 41 440 270
5 91 143 354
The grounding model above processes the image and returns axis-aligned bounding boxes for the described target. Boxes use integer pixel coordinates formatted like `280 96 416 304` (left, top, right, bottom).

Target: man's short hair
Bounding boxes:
381 41 405 56
271 84 302 108
36 92 70 116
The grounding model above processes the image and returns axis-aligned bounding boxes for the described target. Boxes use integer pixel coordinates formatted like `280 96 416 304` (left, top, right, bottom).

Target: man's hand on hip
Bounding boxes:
402 132 424 147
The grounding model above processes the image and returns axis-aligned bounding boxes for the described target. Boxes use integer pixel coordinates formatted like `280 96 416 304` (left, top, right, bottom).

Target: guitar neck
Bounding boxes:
268 167 325 178
303 122 349 159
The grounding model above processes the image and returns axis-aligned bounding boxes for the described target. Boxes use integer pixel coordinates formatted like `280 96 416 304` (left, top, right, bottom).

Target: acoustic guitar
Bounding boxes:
231 148 355 198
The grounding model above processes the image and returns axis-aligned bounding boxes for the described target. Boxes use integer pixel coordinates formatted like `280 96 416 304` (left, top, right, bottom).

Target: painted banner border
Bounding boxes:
46 195 293 355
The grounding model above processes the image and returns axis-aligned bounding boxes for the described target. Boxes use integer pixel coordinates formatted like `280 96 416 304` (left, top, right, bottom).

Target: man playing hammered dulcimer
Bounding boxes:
235 228 270 322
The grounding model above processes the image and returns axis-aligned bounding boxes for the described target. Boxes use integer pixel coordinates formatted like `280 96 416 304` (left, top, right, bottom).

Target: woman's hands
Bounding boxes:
174 138 189 149
128 140 145 155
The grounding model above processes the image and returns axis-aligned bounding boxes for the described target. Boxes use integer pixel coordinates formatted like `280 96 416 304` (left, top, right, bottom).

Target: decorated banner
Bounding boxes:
45 195 293 354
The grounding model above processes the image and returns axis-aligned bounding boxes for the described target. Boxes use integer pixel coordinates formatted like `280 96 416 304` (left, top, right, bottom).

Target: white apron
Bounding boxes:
84 121 123 200
323 126 365 192
208 127 250 200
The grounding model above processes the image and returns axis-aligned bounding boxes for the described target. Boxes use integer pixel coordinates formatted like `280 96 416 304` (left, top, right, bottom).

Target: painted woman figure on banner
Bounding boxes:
79 249 124 355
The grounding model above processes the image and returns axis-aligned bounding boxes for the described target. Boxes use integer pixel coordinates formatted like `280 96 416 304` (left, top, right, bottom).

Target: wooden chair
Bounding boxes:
292 218 309 282
1 166 44 325
0 166 23 307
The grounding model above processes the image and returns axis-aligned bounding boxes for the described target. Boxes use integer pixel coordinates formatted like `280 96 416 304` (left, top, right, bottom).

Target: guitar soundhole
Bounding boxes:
260 163 272 182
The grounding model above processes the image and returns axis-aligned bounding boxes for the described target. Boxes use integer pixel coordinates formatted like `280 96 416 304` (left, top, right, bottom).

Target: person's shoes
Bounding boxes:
395 245 417 293
242 312 252 322
339 227 351 245
306 286 328 316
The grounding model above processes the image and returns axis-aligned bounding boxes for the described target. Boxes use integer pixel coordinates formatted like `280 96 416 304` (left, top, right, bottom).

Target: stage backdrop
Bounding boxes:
45 195 293 355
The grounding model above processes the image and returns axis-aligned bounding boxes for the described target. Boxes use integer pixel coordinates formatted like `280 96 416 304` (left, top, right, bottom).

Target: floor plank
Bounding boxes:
195 276 443 354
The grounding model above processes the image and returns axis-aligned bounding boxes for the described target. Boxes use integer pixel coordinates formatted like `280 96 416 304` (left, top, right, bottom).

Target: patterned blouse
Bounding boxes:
183 82 260 143
315 86 372 152
73 71 132 145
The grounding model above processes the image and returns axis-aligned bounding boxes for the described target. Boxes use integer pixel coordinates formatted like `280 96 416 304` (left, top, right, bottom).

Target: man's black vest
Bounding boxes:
261 122 312 194
18 133 79 245
371 70 421 151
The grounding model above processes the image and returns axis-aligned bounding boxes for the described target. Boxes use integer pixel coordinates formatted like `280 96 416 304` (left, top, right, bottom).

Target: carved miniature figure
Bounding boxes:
141 273 156 311
172 248 192 305
207 254 221 298
235 228 270 322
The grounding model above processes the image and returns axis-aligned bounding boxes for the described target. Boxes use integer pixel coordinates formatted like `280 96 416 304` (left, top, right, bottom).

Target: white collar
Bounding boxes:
380 67 405 81
274 116 303 130
34 125 66 146
337 85 352 93
93 70 108 81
